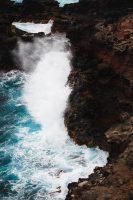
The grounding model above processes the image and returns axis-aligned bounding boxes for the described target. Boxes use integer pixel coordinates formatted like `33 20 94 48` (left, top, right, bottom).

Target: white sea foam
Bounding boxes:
12 20 53 34
11 34 108 200
58 0 79 7
22 34 71 143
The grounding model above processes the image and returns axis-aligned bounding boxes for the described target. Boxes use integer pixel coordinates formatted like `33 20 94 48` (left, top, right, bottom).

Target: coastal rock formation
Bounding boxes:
22 0 59 14
0 0 59 71
64 1 133 150
64 1 133 199
0 0 133 199
66 117 133 200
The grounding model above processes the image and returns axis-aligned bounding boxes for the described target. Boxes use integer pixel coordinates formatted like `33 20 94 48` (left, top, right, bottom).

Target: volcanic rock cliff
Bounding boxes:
0 0 133 199
64 1 133 199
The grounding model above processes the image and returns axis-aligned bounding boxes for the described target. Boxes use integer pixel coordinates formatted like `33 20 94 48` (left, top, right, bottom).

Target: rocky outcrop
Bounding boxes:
64 1 133 199
0 0 60 71
64 2 133 150
66 117 133 200
22 0 59 14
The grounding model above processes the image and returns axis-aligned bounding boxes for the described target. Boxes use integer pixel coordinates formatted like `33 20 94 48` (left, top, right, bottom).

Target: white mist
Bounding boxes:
12 20 53 34
12 34 108 200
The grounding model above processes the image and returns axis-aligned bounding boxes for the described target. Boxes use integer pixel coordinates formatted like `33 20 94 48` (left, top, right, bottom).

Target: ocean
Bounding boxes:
0 10 108 200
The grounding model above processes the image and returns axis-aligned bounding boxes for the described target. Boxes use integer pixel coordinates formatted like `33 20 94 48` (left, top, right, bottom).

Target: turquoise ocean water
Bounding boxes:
0 18 108 200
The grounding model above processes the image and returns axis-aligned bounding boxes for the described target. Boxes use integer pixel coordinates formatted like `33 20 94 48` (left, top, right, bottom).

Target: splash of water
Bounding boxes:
58 0 79 7
12 20 53 34
0 34 108 200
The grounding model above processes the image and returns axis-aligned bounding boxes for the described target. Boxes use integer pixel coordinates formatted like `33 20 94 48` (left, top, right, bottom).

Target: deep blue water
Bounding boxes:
0 71 41 199
0 35 108 200
0 70 107 200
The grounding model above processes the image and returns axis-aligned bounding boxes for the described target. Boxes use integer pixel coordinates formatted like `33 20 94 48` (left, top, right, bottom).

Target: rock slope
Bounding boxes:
63 1 133 199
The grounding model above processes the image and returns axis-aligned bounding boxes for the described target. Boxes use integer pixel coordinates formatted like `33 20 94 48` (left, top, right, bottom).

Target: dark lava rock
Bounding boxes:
23 0 59 13
64 1 133 200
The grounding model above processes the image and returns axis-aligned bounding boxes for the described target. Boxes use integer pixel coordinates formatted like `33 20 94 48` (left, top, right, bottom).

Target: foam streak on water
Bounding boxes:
0 34 108 200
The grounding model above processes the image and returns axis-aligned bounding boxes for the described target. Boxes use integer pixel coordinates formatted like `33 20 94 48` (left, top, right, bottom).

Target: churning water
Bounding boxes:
0 34 108 200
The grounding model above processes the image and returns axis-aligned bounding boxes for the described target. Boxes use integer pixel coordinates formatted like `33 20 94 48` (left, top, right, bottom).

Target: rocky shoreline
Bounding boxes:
0 0 133 199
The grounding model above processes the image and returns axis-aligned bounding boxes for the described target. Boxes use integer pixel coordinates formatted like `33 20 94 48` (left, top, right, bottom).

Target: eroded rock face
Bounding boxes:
64 10 133 151
64 1 133 199
66 118 133 200
22 0 59 13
